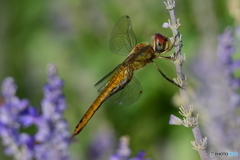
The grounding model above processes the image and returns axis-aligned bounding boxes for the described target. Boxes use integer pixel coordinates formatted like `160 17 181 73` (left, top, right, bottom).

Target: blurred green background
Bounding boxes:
0 0 237 159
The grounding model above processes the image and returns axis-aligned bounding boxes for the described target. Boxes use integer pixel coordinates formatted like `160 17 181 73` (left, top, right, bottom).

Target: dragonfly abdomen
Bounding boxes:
72 90 109 137
72 67 131 138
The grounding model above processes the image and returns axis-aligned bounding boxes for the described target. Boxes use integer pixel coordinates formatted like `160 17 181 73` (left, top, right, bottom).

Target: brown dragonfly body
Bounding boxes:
72 16 178 138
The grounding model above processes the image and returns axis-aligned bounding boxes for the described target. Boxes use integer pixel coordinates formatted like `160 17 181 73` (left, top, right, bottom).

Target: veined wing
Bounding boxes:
110 15 137 56
94 66 142 106
107 77 142 105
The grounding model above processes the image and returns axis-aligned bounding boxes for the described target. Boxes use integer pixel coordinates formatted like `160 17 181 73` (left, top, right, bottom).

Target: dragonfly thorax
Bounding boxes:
126 43 155 70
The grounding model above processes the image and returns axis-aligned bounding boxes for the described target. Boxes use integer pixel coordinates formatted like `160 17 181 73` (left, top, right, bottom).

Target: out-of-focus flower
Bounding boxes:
110 136 151 160
129 151 149 160
87 129 115 160
0 64 71 160
191 28 240 160
0 77 35 160
34 64 70 160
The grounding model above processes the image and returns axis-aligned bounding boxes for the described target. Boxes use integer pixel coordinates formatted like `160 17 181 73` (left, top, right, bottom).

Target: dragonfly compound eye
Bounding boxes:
152 33 169 53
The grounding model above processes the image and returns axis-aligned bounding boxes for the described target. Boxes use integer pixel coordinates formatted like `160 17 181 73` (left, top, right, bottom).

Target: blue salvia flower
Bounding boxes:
216 29 240 109
0 64 71 160
87 129 115 160
0 77 35 160
33 64 70 160
216 28 240 89
110 136 151 160
215 28 240 151
192 28 240 159
129 151 149 160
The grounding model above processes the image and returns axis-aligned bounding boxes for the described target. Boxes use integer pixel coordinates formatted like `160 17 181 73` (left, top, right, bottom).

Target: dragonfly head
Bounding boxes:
152 33 170 53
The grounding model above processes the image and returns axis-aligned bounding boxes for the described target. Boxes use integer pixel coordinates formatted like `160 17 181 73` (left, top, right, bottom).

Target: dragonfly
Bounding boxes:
72 15 181 139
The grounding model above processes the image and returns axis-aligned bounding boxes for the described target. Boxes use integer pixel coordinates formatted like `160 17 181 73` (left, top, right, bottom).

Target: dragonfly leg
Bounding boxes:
152 61 183 89
168 32 180 51
172 32 180 46
156 55 174 60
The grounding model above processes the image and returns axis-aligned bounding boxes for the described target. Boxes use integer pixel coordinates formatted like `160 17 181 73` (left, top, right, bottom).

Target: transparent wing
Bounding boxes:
94 66 119 93
94 67 142 106
107 77 142 105
110 15 137 56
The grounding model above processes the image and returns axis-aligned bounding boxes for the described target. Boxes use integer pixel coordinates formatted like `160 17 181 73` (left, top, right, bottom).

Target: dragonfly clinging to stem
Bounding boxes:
72 15 181 139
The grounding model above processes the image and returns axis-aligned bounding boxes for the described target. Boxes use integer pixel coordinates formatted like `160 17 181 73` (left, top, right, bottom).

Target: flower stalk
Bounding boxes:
164 0 208 159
